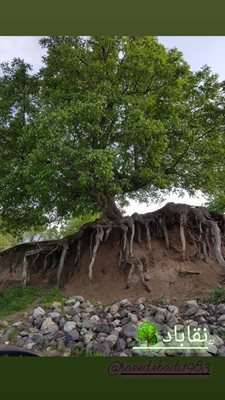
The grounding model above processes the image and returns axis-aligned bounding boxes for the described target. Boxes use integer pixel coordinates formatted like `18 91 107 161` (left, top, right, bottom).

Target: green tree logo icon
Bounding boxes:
136 322 158 347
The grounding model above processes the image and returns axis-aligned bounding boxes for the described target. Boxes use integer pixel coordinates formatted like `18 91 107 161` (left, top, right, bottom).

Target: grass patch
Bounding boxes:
0 284 67 318
71 346 103 357
8 327 20 340
41 286 67 309
200 286 225 304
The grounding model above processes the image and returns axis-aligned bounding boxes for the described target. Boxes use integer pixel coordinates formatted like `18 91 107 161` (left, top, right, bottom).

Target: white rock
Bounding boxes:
64 321 76 333
106 335 117 345
41 318 55 331
66 299 76 306
83 332 94 344
110 304 119 315
33 307 46 318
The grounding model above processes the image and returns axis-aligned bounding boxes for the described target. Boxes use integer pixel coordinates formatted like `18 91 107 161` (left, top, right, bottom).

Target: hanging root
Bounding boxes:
180 212 187 261
137 223 142 244
56 241 69 285
136 259 151 292
210 221 225 268
88 226 104 280
22 247 49 286
22 254 28 287
126 261 135 289
44 245 59 273
104 226 112 242
145 222 152 253
160 218 169 249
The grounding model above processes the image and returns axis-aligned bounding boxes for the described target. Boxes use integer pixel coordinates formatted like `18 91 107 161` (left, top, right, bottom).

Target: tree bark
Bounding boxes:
102 198 122 220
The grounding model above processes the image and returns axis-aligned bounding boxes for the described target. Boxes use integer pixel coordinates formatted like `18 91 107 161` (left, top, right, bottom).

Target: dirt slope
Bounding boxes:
0 203 225 306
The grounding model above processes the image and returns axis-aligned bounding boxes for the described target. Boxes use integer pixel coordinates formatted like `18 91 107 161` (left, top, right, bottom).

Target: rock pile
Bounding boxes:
0 296 225 357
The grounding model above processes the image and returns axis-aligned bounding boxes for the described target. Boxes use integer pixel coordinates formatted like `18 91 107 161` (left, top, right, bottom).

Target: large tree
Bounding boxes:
1 36 225 234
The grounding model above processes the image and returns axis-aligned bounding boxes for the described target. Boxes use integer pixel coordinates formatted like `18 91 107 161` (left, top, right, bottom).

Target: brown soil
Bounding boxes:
1 203 225 307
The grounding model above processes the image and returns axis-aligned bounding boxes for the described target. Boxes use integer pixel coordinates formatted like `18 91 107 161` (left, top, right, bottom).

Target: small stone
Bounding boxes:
119 299 132 307
139 304 145 311
63 348 72 357
218 315 225 323
96 323 110 335
72 295 84 302
66 298 76 306
144 273 151 281
116 338 127 352
217 346 225 356
64 306 72 314
105 334 117 346
128 313 138 324
208 304 216 314
123 324 137 339
33 307 46 318
167 305 179 314
54 330 65 340
66 329 79 342
28 327 39 334
114 327 122 334
72 301 81 309
136 297 145 305
110 304 119 315
120 352 128 357
12 321 23 328
19 331 29 337
26 343 36 350
45 325 59 336
218 304 225 315
121 317 130 326
195 309 209 318
34 316 44 329
207 344 218 355
211 334 224 347
186 300 198 308
112 319 121 327
64 321 76 333
90 315 99 324
83 332 94 345
41 318 55 331
167 315 178 328
184 306 198 317
82 319 94 329
47 312 60 322
51 301 62 309
31 333 44 345
120 309 129 318
154 310 165 324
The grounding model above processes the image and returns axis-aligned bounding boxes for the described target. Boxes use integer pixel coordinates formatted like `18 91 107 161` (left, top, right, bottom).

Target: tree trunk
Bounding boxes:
102 198 122 220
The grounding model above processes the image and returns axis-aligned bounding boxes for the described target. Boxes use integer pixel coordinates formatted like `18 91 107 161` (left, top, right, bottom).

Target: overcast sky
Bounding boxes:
0 36 224 214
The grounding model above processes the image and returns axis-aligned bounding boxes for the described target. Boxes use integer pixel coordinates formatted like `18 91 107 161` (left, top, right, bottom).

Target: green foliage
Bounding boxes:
41 286 67 308
137 321 158 346
0 284 65 317
1 37 225 232
71 346 103 357
201 286 225 304
8 327 20 341
205 194 225 213
0 284 37 317
60 212 100 236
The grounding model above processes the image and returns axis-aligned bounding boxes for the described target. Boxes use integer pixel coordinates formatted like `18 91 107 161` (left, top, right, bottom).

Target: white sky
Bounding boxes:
0 36 224 215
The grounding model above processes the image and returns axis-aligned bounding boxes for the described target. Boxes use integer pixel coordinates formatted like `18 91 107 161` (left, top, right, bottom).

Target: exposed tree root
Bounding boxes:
57 241 69 285
88 226 104 280
1 202 225 291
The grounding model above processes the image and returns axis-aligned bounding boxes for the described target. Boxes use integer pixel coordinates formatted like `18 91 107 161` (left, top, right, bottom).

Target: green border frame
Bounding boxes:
1 0 225 397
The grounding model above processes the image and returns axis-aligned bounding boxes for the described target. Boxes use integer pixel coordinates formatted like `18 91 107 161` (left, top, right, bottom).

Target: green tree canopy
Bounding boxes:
1 36 225 234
